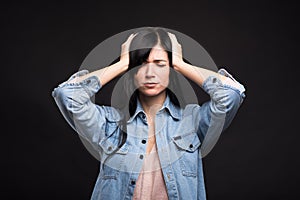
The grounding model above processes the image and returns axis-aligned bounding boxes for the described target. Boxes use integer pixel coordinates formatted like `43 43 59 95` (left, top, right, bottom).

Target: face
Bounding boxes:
134 44 170 97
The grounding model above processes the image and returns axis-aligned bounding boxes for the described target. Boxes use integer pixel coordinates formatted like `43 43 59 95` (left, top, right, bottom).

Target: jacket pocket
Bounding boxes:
99 114 129 179
99 139 129 179
100 110 125 154
172 132 201 177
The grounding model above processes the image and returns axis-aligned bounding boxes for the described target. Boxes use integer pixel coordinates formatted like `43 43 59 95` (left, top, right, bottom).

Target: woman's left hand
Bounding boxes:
168 32 184 71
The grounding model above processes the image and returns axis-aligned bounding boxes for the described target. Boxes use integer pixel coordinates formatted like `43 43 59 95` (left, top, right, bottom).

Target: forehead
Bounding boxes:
148 45 169 62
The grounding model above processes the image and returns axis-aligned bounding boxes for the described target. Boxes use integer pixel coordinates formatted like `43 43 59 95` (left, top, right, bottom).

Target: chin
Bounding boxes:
139 88 166 97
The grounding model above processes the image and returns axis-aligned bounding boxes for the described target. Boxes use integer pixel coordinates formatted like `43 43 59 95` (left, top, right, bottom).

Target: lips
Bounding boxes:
143 83 158 88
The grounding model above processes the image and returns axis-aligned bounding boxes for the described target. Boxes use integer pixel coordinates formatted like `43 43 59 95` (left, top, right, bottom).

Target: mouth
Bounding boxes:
143 82 158 88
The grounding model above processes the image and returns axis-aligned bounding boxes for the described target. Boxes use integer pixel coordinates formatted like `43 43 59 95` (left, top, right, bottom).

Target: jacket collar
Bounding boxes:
127 95 182 123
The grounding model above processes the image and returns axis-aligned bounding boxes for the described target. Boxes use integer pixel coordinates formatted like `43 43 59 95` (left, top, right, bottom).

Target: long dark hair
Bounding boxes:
117 27 184 149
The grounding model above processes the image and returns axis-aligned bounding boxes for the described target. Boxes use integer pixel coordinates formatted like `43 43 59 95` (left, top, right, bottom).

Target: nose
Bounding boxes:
145 64 155 79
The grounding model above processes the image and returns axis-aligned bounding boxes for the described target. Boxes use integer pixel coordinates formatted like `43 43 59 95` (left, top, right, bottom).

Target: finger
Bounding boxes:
124 34 133 44
123 34 136 47
169 33 180 46
171 33 179 43
168 32 175 41
125 35 133 43
127 33 138 41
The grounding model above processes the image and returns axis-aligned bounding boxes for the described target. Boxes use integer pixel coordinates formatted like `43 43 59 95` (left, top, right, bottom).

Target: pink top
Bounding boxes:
133 144 169 200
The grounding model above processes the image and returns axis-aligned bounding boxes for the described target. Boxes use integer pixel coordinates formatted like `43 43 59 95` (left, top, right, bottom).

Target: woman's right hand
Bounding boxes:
119 33 137 69
67 33 137 85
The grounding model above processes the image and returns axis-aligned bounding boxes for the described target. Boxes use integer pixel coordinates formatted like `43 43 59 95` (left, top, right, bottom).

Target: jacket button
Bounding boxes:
141 113 146 119
189 144 193 148
108 146 112 151
139 155 144 159
141 139 146 144
131 180 136 185
167 173 171 181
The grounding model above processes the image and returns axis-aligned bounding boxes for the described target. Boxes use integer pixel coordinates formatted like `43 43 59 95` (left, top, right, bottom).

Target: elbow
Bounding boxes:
224 89 244 113
52 86 85 113
210 87 245 115
222 89 245 130
52 86 66 107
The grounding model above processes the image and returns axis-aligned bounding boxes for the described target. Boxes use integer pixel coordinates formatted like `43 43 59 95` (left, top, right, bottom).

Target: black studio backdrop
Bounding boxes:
2 1 299 199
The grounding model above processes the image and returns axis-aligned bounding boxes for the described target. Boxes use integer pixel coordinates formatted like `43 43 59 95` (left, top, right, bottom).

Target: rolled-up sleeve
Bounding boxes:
196 69 246 157
52 70 106 150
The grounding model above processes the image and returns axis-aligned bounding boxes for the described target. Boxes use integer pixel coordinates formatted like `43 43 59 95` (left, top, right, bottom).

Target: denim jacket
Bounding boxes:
52 69 245 200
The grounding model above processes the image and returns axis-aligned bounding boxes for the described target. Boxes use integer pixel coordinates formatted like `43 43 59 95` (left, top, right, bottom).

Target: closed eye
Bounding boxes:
154 60 167 67
156 63 166 67
143 59 168 67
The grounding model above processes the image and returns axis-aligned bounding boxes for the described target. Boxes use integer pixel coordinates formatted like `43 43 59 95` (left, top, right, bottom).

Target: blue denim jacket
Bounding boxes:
52 69 245 200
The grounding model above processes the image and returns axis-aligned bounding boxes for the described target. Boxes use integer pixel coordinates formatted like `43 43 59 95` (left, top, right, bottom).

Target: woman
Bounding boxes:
52 27 245 200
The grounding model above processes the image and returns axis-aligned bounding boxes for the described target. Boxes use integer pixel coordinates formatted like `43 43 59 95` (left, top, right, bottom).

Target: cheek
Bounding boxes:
164 79 170 87
134 67 145 81
161 70 170 86
159 74 169 87
134 75 139 86
134 72 144 87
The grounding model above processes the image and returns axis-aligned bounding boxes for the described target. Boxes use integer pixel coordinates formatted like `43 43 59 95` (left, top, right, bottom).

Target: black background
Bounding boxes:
2 1 299 199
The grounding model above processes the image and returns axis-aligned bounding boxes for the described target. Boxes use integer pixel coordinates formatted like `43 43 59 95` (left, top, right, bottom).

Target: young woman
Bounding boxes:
52 27 245 200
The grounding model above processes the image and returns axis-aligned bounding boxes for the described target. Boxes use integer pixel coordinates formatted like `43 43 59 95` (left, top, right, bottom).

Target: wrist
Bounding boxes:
173 60 186 73
115 61 128 73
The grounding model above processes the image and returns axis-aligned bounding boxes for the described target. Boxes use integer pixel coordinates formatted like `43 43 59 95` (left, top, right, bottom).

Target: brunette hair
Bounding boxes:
117 27 184 149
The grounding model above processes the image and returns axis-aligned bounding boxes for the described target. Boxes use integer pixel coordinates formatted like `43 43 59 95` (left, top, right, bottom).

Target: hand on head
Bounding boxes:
167 32 184 71
120 33 138 69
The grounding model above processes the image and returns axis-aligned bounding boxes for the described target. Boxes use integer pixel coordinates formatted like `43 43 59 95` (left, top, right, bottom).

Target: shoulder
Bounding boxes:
96 105 124 122
181 104 202 118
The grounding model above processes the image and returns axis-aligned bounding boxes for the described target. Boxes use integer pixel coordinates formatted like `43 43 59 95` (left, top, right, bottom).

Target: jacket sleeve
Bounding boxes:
196 68 246 157
52 70 110 151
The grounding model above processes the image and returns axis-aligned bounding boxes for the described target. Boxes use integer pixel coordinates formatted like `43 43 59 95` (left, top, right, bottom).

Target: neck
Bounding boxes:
138 91 166 117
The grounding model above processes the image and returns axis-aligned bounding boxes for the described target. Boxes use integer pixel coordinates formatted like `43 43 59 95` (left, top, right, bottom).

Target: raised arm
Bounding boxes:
68 33 136 86
52 33 136 151
168 32 246 156
168 32 240 87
